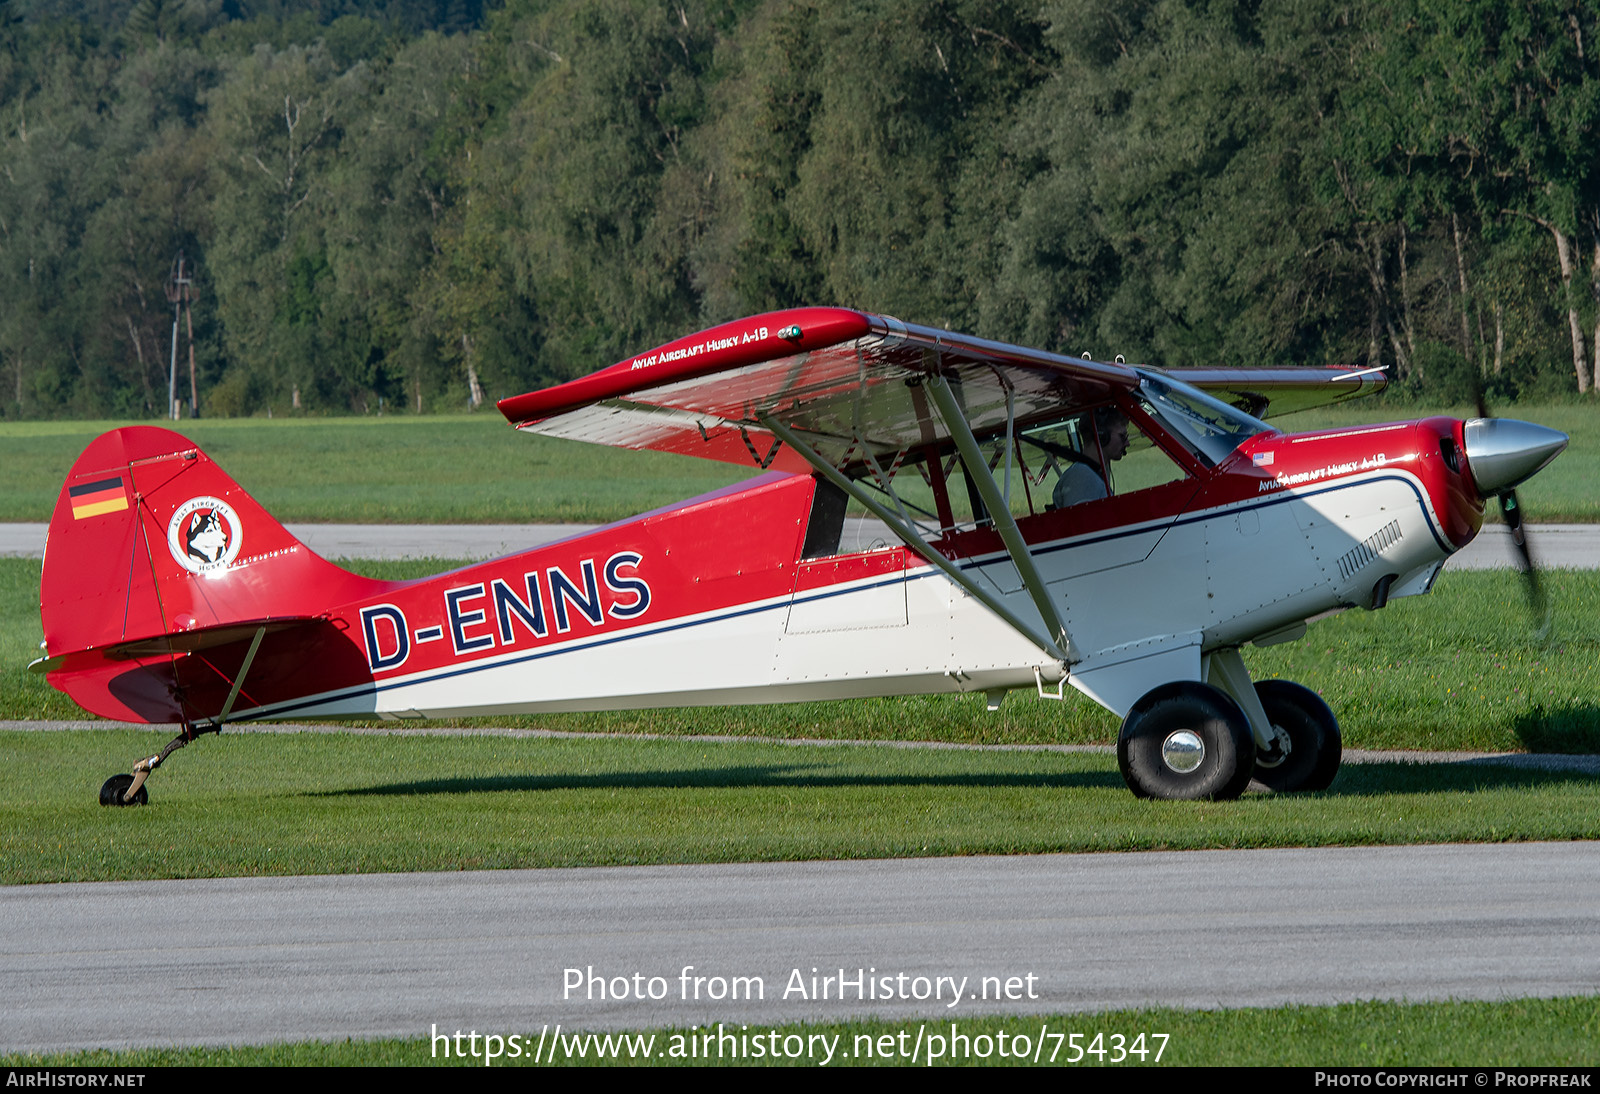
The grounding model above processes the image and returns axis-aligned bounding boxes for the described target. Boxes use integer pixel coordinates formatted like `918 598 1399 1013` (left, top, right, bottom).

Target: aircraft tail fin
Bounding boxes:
39 426 388 722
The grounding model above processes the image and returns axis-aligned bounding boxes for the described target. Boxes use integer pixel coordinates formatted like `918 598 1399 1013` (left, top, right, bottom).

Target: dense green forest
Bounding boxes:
0 0 1595 419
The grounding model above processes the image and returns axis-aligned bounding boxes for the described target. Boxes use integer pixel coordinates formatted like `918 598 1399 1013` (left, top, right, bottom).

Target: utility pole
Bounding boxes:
184 268 198 417
165 252 196 419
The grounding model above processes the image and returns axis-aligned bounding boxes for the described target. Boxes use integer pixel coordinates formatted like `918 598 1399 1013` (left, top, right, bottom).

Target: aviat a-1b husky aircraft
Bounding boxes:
36 307 1568 805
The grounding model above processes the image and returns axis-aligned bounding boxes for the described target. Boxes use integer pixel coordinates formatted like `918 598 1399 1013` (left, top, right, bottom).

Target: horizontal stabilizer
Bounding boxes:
29 616 322 675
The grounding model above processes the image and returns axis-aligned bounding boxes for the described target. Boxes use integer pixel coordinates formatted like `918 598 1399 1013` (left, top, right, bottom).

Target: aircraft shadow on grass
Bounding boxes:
320 760 1594 798
322 765 1127 797
1511 701 1600 755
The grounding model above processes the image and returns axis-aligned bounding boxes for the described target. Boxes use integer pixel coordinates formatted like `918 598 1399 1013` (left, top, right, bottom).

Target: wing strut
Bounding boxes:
757 414 1073 666
923 373 1078 662
212 623 267 726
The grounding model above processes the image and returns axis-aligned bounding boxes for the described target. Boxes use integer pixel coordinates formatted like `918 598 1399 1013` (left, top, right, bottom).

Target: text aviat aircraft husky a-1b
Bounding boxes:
36 307 1569 805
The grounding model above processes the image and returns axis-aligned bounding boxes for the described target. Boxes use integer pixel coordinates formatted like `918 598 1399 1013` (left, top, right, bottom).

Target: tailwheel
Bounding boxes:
1117 680 1255 801
96 721 220 807
1252 680 1342 792
99 773 147 807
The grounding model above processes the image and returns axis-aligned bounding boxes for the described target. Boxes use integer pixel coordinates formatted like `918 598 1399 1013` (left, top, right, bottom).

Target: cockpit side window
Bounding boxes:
798 388 1212 555
1135 371 1276 466
800 477 849 559
1022 404 1189 510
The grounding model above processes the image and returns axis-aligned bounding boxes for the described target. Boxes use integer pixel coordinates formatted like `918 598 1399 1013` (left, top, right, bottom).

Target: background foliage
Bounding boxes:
1 0 1596 419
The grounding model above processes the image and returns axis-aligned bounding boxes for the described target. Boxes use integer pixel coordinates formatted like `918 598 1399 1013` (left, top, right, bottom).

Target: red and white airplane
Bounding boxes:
35 307 1567 805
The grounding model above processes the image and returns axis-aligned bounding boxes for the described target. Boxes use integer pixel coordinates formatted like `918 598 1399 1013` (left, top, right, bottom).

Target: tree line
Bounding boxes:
1 0 1595 419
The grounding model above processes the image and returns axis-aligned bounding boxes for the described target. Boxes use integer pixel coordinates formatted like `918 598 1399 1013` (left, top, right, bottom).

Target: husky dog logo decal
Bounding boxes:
166 496 243 574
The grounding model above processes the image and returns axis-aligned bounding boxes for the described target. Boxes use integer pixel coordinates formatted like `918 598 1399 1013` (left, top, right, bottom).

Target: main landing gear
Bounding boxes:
1116 661 1342 800
98 721 220 806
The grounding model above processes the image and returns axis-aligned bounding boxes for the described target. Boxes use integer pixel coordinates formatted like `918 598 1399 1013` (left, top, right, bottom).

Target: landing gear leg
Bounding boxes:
1202 648 1342 793
99 721 219 806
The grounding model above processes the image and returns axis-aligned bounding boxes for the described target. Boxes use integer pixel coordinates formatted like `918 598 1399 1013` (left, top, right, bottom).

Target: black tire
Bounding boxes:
1251 680 1342 792
1117 681 1256 801
99 773 147 807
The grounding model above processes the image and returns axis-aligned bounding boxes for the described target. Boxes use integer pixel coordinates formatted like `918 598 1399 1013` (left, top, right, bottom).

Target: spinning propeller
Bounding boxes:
1464 389 1568 633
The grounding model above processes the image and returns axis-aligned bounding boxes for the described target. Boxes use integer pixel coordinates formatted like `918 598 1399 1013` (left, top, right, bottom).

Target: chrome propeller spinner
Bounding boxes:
1461 418 1568 497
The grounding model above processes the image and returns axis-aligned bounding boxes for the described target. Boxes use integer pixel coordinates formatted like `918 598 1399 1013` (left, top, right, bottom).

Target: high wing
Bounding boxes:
498 309 1389 666
498 309 1387 472
497 307 1137 477
503 308 1149 663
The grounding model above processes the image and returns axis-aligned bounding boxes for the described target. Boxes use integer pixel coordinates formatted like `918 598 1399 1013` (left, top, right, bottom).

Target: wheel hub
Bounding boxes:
1255 723 1293 769
1160 729 1205 773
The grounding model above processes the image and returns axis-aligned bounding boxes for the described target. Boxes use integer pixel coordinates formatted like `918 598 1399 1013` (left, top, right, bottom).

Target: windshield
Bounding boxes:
1135 370 1276 466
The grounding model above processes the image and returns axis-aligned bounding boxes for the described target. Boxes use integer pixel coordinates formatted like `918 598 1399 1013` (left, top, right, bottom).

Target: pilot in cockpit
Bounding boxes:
1051 405 1129 508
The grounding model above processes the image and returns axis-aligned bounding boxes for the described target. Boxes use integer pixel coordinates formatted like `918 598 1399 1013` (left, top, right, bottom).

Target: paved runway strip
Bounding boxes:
2 843 1596 1052
2 522 1594 566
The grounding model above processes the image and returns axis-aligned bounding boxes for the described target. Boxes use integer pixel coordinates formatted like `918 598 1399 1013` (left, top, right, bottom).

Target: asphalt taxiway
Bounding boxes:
3 843 1596 1052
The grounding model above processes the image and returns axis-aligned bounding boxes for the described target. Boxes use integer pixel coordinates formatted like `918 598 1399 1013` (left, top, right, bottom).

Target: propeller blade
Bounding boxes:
1499 489 1550 638
1467 382 1555 638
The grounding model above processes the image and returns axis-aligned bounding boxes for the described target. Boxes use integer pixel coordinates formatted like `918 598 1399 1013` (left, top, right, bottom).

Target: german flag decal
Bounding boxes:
69 476 129 519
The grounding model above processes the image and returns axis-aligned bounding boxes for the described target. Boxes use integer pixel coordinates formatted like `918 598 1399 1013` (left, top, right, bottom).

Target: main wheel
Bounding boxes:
1251 680 1342 792
1117 681 1255 800
99 773 147 807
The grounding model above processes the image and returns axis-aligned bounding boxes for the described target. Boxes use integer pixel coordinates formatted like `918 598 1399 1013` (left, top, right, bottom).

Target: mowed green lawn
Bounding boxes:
0 414 755 524
0 400 1593 523
3 724 1597 885
5 419 1596 1065
5 410 1596 1067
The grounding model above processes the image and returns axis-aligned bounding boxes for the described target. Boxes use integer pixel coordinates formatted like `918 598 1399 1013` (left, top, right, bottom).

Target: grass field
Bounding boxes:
6 564 1599 885
3 726 1596 884
6 590 1596 1064
5 407 1595 1066
4 996 1596 1066
0 401 1593 523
